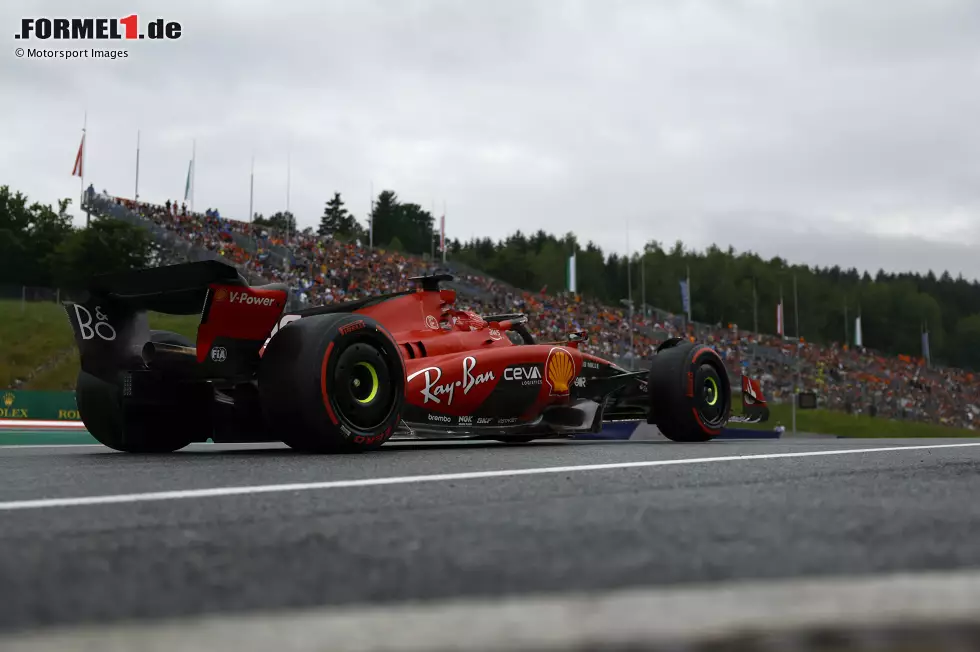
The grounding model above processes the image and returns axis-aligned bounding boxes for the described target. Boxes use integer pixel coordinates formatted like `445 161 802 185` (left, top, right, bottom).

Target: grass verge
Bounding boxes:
727 400 978 438
2 300 201 391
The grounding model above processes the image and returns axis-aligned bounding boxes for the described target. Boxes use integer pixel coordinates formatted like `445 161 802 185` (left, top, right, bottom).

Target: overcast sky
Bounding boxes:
3 0 979 279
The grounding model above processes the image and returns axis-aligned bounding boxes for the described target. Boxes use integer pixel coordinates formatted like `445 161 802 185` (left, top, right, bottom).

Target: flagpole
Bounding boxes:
626 220 634 365
134 129 140 203
640 249 646 319
82 110 88 227
626 220 632 307
793 273 800 340
246 154 255 272
369 181 374 249
752 279 758 334
792 273 799 436
248 154 255 225
442 200 447 263
285 150 291 240
190 138 196 214
430 200 436 262
686 265 692 324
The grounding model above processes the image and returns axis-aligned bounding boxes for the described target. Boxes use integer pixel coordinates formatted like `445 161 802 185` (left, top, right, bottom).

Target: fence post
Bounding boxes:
56 288 61 305
21 286 25 313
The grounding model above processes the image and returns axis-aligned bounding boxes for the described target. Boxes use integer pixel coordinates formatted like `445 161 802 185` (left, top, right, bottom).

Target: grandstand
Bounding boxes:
83 192 980 432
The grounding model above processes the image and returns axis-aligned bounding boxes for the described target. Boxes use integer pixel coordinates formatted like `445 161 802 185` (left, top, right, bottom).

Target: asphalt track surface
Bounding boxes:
2 437 980 646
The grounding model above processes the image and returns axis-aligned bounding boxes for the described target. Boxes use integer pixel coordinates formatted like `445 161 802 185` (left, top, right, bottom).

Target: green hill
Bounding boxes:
1 300 199 390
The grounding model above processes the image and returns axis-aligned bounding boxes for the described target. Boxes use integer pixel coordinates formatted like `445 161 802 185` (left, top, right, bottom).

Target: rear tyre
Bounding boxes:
258 314 404 453
76 330 203 453
647 341 731 442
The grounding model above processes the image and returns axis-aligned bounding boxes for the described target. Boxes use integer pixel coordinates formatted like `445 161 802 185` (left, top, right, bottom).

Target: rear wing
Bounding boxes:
81 259 247 315
64 261 286 382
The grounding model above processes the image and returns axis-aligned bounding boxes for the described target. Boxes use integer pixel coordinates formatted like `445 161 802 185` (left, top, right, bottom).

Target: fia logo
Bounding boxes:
210 346 227 362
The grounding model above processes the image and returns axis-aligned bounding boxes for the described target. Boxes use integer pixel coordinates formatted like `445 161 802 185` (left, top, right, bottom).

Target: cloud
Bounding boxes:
2 0 979 279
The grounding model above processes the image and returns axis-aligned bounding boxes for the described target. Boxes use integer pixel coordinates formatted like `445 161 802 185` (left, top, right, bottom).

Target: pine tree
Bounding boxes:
318 192 359 238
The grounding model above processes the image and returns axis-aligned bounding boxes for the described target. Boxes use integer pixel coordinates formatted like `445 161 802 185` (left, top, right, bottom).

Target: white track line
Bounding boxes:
0 420 86 429
0 444 102 450
4 569 980 652
0 441 978 512
0 442 279 450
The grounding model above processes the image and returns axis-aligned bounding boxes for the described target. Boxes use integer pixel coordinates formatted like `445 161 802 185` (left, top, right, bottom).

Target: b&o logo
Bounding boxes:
73 304 117 341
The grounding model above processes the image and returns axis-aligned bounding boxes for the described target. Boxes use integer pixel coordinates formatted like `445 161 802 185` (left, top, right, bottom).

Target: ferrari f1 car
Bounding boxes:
63 260 769 453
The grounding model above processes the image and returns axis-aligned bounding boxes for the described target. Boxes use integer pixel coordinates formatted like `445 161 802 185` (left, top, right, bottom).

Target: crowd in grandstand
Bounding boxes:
96 194 980 431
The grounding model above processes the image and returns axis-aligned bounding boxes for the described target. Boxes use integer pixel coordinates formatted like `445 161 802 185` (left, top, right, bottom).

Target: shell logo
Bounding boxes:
214 288 229 302
545 347 575 396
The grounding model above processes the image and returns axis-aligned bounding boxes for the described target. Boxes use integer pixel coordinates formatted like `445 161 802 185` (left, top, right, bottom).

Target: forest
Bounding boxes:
5 183 980 370
356 190 980 369
447 233 980 369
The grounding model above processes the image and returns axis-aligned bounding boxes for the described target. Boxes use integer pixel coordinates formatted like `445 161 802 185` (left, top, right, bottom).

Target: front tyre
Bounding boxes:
647 342 731 442
258 314 404 453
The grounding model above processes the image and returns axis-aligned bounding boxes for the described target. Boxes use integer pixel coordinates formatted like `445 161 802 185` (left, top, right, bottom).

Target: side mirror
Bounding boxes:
567 331 589 343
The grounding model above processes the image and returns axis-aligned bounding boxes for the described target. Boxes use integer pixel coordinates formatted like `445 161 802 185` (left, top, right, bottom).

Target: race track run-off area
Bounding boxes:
2 438 980 650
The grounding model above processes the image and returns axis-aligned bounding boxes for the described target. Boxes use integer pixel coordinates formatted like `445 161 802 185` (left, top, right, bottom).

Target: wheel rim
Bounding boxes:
703 375 719 406
333 343 395 431
695 363 727 427
351 361 379 404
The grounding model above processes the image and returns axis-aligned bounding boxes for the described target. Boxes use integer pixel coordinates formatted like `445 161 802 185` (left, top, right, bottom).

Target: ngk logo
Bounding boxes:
16 16 182 41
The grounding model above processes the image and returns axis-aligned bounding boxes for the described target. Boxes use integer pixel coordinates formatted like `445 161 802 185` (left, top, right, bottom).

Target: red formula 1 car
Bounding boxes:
64 261 769 453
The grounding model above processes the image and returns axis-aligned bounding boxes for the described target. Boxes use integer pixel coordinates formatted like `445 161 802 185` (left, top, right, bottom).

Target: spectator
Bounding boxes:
85 192 980 431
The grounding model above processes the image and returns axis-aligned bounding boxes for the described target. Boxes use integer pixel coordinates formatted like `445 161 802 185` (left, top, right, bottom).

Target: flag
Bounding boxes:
568 253 577 293
184 159 193 201
71 134 85 177
855 316 863 347
679 280 690 315
776 301 784 336
922 329 931 366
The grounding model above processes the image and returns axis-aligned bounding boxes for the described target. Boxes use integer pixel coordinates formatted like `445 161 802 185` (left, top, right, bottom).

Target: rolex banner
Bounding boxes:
0 391 81 421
